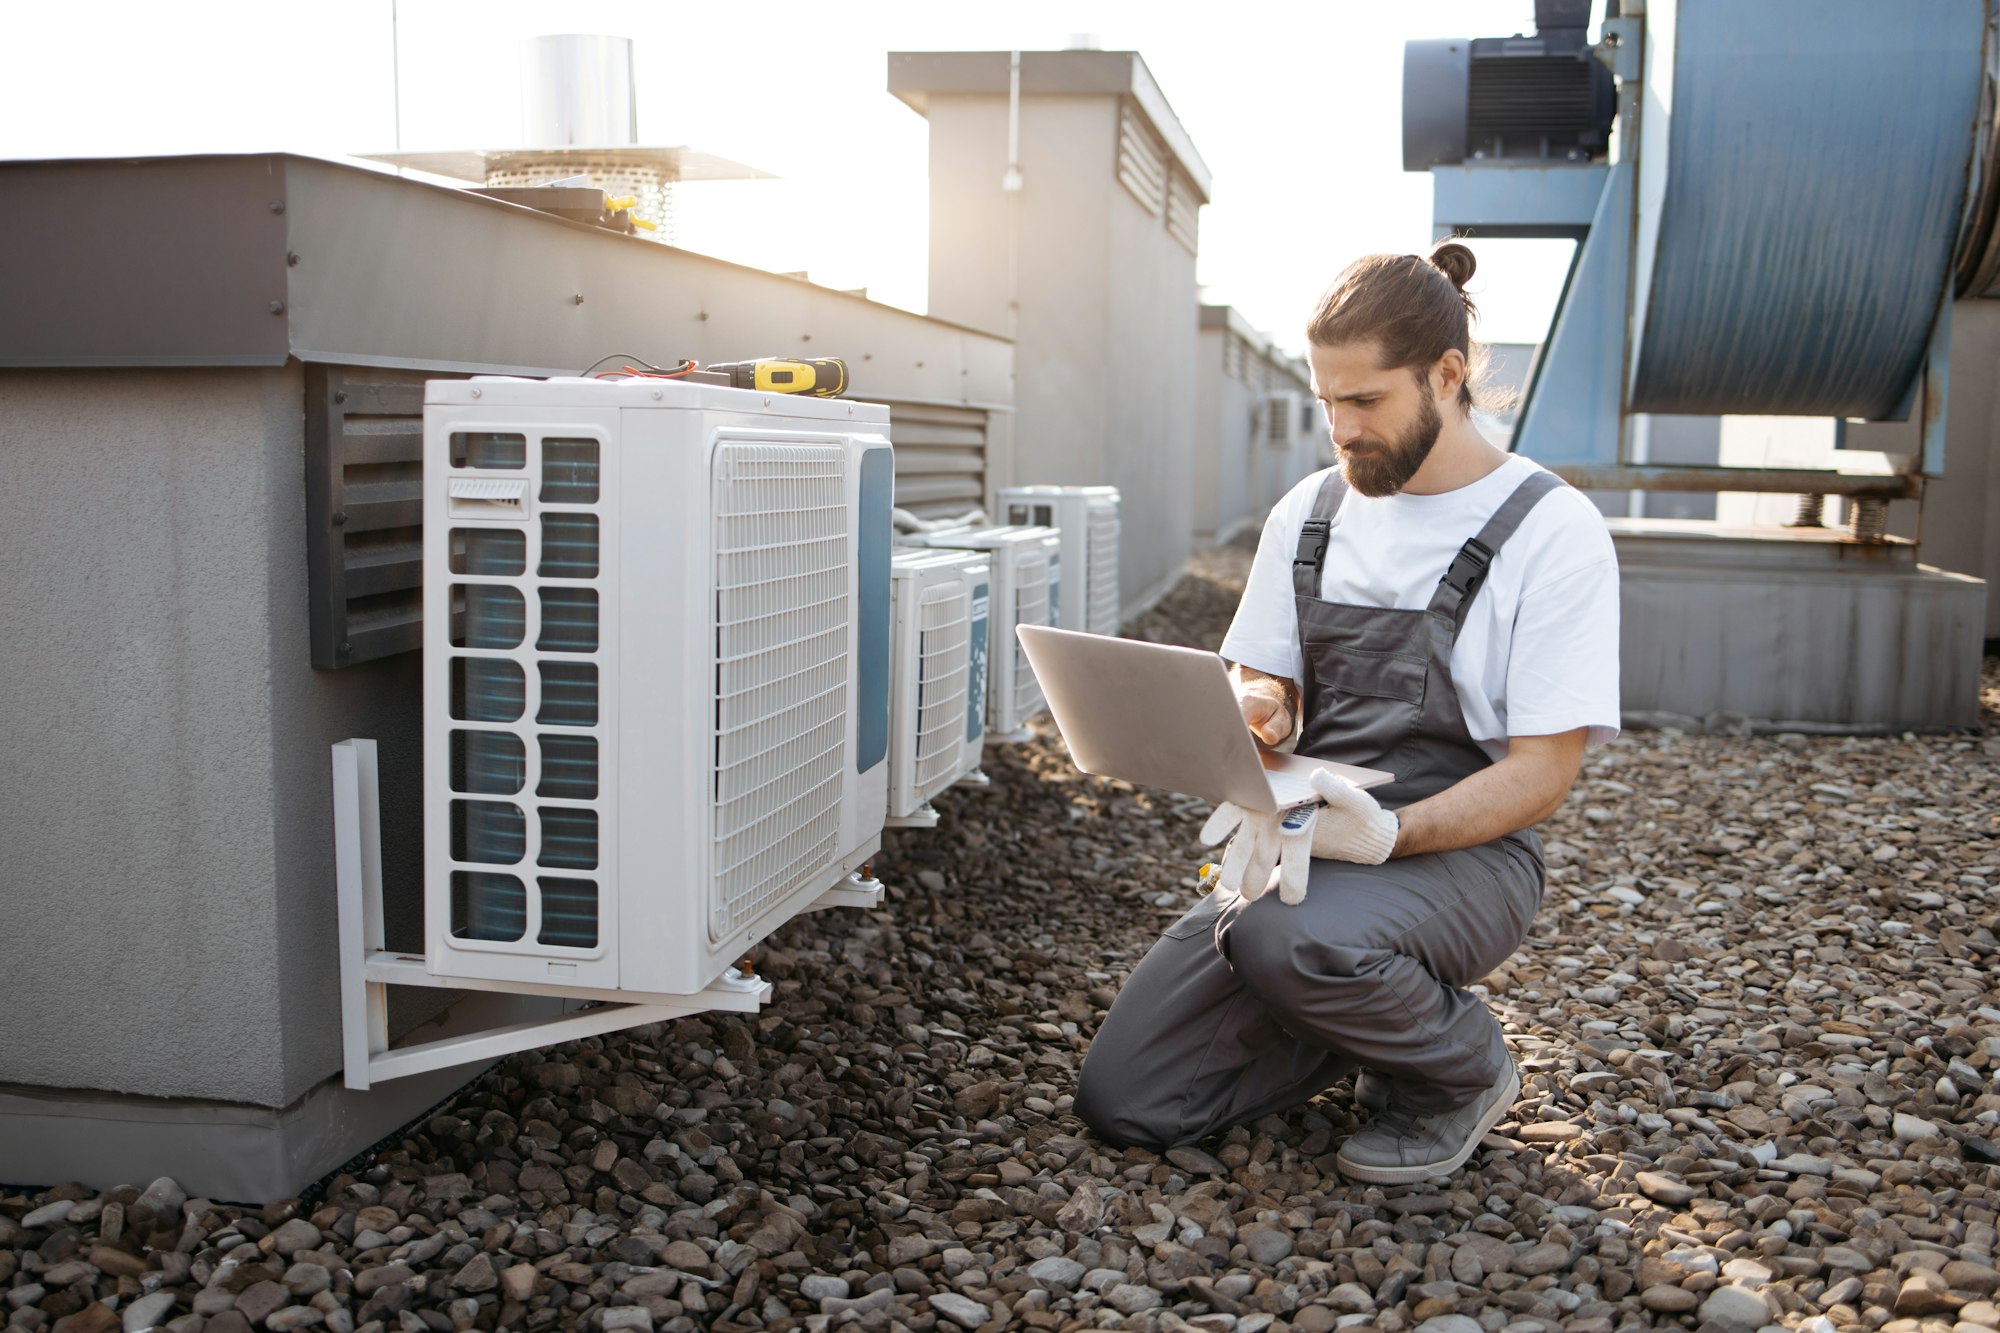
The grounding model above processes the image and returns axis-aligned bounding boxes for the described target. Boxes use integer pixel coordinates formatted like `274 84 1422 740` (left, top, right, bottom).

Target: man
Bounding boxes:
1074 242 1620 1183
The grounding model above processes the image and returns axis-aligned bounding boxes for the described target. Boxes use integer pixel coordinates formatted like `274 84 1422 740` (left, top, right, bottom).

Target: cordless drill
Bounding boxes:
707 357 849 397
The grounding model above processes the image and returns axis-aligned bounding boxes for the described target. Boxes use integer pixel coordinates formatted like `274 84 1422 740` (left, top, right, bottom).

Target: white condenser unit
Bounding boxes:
997 485 1121 635
898 525 1059 742
885 549 990 827
423 377 894 996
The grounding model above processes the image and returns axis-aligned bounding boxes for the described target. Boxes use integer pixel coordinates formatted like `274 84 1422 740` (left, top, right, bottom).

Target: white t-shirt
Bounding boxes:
1219 455 1621 759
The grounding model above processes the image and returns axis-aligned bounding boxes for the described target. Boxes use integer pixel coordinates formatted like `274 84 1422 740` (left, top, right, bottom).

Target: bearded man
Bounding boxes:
1074 241 1621 1183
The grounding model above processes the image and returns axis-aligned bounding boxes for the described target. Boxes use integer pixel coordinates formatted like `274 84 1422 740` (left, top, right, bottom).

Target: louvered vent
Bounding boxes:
914 584 972 799
1087 500 1122 635
709 443 849 943
446 432 604 951
1166 170 1200 256
1117 102 1167 215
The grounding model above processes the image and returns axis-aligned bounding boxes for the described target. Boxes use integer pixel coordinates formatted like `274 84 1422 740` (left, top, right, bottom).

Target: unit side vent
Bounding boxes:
1013 550 1050 722
710 443 849 943
1087 502 1122 635
914 584 972 797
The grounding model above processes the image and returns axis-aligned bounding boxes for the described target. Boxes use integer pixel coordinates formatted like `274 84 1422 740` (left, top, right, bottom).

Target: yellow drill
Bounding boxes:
707 357 848 397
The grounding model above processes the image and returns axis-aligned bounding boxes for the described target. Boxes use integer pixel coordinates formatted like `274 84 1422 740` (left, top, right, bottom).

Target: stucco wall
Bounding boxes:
1 368 301 1103
925 92 1200 609
0 367 433 1108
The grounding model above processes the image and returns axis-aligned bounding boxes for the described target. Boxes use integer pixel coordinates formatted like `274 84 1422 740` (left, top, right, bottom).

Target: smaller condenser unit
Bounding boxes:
997 485 1121 635
423 376 893 997
886 548 990 826
898 525 1059 741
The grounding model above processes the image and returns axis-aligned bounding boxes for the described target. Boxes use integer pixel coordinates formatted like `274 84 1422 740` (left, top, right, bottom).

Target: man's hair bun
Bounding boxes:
1428 239 1477 290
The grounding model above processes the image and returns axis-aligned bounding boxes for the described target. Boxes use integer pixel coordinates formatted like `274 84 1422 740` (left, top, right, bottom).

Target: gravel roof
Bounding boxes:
4 540 1999 1333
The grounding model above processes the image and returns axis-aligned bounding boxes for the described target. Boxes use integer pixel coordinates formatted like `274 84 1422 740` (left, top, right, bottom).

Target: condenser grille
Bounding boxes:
914 584 971 797
443 433 604 954
711 443 849 942
1013 551 1049 721
1087 501 1121 635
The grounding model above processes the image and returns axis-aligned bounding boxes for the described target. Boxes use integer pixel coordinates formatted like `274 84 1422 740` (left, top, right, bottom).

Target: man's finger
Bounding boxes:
1240 825 1280 904
1200 802 1245 845
1308 767 1362 804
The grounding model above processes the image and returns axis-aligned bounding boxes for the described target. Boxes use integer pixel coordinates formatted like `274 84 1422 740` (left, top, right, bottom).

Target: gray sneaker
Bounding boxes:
1336 1062 1521 1185
1353 1068 1390 1113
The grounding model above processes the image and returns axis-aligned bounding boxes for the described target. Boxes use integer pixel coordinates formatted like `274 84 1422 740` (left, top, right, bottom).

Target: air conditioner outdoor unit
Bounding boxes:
997 485 1122 635
885 548 990 827
898 524 1059 741
423 376 893 996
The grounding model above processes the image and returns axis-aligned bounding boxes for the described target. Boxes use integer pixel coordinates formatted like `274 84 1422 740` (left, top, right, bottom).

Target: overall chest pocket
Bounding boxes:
1299 629 1431 763
1309 644 1427 704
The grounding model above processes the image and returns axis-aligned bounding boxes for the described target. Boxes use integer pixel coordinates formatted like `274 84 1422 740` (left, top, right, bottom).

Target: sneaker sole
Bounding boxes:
1335 1063 1521 1185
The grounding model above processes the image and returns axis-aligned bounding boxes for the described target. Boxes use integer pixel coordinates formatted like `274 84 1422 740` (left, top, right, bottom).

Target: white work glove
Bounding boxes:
1200 801 1320 905
1307 769 1400 865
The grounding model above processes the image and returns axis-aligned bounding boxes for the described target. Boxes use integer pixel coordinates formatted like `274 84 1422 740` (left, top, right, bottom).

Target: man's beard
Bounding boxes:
1339 391 1442 498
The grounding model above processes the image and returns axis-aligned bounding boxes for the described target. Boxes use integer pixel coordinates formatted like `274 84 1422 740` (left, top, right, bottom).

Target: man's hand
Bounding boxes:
1307 769 1400 864
1232 666 1298 747
1201 801 1320 904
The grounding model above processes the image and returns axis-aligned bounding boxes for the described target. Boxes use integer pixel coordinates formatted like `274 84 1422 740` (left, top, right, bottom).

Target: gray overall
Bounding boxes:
1075 469 1562 1149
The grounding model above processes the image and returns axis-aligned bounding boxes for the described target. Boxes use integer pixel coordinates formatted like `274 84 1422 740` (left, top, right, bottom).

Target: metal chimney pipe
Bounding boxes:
522 35 637 147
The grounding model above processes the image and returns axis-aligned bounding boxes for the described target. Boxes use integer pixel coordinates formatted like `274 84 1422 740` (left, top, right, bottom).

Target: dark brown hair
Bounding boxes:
1306 239 1485 411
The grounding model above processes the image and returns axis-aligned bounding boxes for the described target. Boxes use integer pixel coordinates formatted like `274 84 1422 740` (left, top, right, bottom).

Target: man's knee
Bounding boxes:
1074 1056 1175 1149
1221 894 1383 998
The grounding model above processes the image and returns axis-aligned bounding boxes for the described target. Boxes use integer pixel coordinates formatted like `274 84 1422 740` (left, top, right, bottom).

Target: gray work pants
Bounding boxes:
1075 833 1543 1150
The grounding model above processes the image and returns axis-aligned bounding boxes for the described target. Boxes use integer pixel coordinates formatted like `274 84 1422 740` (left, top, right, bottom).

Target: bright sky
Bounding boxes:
1 0 1576 354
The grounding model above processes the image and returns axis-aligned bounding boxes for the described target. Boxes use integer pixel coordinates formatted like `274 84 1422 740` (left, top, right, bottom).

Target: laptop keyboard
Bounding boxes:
1267 770 1320 807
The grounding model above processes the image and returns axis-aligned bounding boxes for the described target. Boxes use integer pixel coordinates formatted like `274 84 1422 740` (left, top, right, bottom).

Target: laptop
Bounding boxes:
1015 623 1392 813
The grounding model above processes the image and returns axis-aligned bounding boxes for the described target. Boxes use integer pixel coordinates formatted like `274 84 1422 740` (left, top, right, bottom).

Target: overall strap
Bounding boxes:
1428 469 1566 630
1292 471 1349 599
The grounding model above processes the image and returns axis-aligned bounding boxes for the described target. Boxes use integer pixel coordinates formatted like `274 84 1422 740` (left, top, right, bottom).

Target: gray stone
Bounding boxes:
801 1275 850 1301
120 1292 177 1332
233 1281 289 1326
134 1178 188 1221
1024 1256 1085 1288
1635 1171 1701 1205
352 1264 414 1296
22 1201 76 1230
928 1292 991 1329
1166 1147 1228 1176
1242 1225 1294 1266
1641 1286 1700 1313
451 1253 496 1292
1414 1318 1484 1333
599 1310 653 1333
1699 1283 1774 1333
266 1219 323 1257
1106 1284 1165 1314
1512 1242 1570 1277
265 1308 323 1332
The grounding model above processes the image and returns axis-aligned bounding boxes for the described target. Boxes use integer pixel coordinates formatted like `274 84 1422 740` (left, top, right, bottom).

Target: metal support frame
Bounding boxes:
332 738 812 1092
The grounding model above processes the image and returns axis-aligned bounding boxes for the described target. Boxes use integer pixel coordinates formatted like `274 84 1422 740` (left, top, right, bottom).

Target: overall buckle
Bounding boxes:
1294 518 1331 573
1439 537 1495 598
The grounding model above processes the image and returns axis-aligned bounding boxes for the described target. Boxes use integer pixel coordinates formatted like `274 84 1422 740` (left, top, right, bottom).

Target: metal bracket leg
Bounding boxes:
331 740 773 1092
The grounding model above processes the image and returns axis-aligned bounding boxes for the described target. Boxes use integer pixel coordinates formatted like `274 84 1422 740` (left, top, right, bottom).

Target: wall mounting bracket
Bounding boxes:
331 737 853 1092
